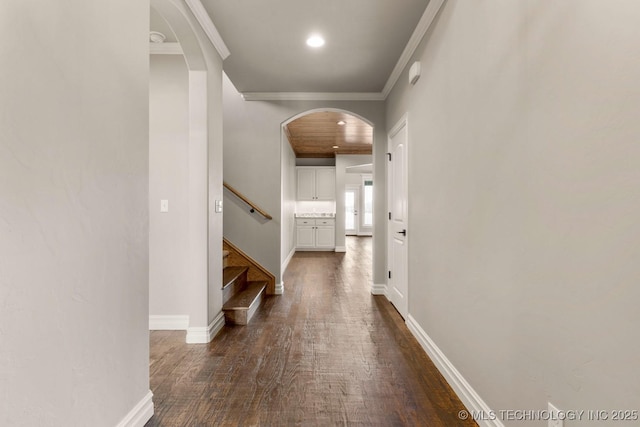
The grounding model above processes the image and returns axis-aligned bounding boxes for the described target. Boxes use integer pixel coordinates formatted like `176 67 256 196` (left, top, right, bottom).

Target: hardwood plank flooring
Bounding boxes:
146 237 476 426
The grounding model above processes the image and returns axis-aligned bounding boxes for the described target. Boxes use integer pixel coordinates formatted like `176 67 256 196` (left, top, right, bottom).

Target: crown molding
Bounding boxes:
241 92 386 102
381 0 445 98
185 0 230 60
149 42 183 55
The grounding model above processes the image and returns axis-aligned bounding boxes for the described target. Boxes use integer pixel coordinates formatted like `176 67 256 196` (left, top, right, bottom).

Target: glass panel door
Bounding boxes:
363 179 373 227
345 188 358 235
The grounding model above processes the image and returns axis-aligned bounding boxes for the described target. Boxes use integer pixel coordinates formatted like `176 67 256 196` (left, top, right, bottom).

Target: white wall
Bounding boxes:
223 75 387 285
345 173 363 186
149 55 190 318
151 0 225 338
0 0 151 425
281 141 297 275
386 1 640 424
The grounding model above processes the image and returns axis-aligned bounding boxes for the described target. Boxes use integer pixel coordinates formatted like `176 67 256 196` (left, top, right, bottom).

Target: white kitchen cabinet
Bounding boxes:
295 225 315 249
295 218 335 250
296 167 335 201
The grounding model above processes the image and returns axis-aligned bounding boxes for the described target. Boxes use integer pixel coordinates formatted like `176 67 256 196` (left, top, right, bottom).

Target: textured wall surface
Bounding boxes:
386 1 640 424
0 0 150 425
149 55 190 318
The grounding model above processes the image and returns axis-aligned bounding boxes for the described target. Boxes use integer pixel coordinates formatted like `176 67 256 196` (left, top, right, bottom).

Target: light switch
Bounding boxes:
160 199 169 213
215 199 223 213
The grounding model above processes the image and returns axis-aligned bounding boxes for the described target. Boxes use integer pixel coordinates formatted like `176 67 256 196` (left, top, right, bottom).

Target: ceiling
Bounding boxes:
150 0 431 156
285 112 372 158
199 0 429 94
150 8 178 43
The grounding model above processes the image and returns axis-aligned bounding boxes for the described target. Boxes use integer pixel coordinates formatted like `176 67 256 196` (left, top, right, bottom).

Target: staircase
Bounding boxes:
221 240 276 326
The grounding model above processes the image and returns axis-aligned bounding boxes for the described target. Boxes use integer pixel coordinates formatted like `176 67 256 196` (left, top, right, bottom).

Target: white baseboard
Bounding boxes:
116 390 154 427
406 315 503 427
334 246 346 253
274 282 284 295
208 311 226 340
186 312 225 344
149 315 189 330
281 247 295 274
370 283 387 295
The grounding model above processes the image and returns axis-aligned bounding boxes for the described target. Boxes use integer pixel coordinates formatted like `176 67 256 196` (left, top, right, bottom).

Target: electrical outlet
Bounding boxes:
548 402 564 427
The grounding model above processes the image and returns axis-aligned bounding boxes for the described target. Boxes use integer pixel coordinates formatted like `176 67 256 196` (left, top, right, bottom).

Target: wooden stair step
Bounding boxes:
222 266 249 306
222 281 267 326
223 266 248 289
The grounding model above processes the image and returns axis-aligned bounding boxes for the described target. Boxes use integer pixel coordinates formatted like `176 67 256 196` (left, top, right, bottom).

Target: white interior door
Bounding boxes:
345 186 359 236
387 116 408 319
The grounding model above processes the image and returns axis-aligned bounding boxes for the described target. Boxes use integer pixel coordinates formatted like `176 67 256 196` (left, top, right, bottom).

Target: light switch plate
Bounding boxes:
160 199 169 213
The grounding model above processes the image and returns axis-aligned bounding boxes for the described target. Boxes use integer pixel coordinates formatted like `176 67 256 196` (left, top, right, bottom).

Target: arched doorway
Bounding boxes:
149 0 224 344
280 108 375 289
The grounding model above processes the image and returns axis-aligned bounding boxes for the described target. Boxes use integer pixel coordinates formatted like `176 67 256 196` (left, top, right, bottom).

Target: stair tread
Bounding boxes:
223 281 267 310
223 266 248 289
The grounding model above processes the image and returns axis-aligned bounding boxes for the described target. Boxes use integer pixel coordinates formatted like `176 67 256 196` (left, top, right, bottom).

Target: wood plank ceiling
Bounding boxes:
284 111 373 158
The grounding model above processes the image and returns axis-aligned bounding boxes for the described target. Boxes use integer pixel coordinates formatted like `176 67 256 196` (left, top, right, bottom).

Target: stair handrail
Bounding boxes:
223 181 273 220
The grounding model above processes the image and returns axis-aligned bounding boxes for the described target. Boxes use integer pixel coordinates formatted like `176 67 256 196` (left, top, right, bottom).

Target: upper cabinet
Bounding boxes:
296 167 335 200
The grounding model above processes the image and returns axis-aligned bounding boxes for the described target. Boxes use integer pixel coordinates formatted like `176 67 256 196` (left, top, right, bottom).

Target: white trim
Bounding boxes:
406 315 504 427
149 42 183 55
274 282 284 295
149 315 189 330
242 92 385 102
370 283 387 295
281 247 295 275
115 390 154 427
334 246 346 253
185 0 230 60
381 0 445 98
186 312 225 344
208 311 226 340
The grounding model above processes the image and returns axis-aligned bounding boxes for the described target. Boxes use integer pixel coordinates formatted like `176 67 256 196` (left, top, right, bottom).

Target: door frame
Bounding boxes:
386 113 409 318
345 185 360 236
359 174 373 236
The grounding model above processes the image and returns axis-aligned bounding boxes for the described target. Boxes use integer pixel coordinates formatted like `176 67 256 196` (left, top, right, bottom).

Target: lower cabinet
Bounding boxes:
296 218 335 250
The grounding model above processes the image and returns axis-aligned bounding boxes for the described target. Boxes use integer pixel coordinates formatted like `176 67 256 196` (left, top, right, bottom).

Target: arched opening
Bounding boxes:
149 0 221 344
280 108 376 290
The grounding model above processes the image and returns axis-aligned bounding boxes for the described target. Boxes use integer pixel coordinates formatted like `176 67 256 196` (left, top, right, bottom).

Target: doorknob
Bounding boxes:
397 229 406 236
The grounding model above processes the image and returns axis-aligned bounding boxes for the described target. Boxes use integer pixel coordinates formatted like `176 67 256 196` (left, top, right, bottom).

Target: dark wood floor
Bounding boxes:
146 237 476 426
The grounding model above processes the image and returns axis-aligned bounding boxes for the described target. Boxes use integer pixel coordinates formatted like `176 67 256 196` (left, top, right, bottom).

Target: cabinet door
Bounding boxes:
315 226 335 248
315 168 335 200
297 168 316 200
296 226 315 248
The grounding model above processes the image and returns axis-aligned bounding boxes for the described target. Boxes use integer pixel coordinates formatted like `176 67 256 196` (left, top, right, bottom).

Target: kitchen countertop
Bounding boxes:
295 213 335 218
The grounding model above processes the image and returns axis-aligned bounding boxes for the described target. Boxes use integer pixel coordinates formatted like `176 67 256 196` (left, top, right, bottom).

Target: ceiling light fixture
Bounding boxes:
149 31 166 43
337 120 346 126
332 145 339 149
306 35 325 48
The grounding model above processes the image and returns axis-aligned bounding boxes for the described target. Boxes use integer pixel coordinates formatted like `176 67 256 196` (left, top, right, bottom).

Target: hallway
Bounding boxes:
147 237 475 426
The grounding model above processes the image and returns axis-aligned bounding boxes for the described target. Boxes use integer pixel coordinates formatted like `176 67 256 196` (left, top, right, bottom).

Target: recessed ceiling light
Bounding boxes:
337 120 346 126
306 35 325 48
332 145 339 149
